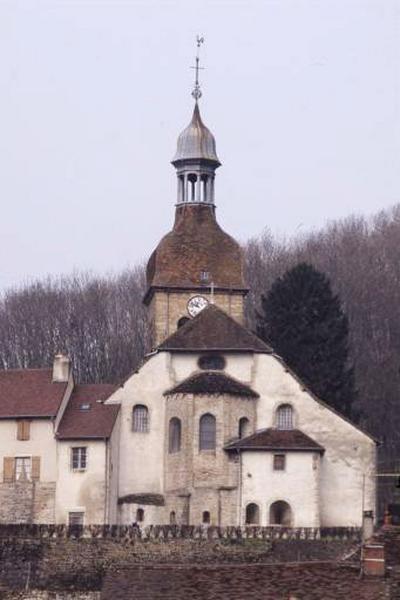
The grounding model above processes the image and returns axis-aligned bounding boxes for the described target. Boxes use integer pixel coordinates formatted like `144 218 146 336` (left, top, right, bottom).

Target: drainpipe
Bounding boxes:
104 439 109 525
237 449 243 526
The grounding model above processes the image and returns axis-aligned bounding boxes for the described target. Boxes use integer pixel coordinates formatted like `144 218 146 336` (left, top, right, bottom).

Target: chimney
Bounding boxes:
52 354 71 383
362 510 374 541
362 543 385 576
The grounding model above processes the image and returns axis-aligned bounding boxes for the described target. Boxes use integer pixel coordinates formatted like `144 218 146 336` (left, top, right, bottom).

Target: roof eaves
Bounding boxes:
224 444 325 453
0 414 55 420
158 347 271 354
56 435 110 441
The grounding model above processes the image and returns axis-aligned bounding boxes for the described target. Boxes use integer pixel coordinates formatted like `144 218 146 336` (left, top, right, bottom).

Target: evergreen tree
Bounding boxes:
257 262 356 418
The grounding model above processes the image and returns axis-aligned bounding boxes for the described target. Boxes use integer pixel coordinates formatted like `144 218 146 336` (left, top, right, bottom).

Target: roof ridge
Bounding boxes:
225 427 325 452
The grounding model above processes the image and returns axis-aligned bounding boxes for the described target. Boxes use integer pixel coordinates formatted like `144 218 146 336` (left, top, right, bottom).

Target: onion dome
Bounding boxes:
172 103 220 166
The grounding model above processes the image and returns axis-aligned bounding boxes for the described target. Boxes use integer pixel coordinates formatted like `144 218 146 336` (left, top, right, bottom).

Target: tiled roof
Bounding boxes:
0 368 68 418
158 304 272 353
165 371 259 397
144 204 247 302
225 428 325 453
57 384 119 440
101 563 389 599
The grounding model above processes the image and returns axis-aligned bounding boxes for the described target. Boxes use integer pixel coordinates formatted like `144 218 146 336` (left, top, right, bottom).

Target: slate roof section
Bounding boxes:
144 204 247 302
165 371 259 397
225 428 325 453
158 304 272 353
0 368 68 418
57 384 119 440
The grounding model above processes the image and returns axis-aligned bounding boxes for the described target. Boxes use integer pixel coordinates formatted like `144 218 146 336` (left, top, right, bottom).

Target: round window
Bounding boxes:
198 354 226 370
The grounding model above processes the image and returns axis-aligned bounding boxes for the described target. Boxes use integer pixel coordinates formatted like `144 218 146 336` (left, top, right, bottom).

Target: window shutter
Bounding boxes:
32 456 41 481
17 420 31 441
23 421 31 440
3 457 15 483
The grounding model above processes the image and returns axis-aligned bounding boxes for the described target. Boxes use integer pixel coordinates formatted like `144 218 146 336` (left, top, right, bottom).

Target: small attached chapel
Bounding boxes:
0 60 376 528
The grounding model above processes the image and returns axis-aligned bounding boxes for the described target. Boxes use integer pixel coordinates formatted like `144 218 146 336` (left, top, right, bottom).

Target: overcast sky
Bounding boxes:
0 0 399 291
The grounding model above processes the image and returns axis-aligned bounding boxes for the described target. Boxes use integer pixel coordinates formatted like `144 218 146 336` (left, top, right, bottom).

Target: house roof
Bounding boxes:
0 368 68 418
225 428 325 453
101 563 390 600
158 304 272 353
165 371 259 397
57 384 119 440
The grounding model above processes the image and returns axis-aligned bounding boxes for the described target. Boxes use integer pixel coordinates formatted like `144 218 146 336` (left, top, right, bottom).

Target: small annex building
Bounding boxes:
0 84 376 528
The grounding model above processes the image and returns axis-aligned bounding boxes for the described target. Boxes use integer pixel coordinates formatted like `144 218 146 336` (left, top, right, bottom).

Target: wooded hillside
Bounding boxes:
1 205 399 465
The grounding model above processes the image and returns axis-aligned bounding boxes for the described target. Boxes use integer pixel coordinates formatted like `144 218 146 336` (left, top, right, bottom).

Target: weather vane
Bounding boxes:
191 35 204 101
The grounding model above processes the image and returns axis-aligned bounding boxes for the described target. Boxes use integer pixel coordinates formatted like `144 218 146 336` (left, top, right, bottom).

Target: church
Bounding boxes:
0 71 376 529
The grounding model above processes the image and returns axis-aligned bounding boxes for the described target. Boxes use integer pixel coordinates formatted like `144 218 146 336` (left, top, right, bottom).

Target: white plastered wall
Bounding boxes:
105 353 171 520
252 354 376 527
55 440 107 524
0 419 57 481
241 451 321 527
104 348 376 527
106 412 121 524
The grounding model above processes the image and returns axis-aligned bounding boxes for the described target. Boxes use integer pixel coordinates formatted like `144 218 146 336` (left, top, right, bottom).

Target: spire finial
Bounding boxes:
191 35 204 102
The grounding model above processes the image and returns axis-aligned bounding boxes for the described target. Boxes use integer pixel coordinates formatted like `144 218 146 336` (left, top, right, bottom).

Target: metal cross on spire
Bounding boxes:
191 35 204 101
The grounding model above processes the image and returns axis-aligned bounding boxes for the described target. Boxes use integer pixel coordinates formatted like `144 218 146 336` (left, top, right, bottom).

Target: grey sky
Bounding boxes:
0 0 399 291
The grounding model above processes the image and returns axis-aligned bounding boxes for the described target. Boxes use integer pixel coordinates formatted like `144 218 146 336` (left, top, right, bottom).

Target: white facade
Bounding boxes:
104 347 376 528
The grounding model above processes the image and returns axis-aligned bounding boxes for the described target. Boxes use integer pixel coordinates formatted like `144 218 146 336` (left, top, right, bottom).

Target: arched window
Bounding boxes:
170 511 176 525
177 316 190 329
269 501 292 526
136 508 144 522
245 503 260 525
198 354 225 370
276 404 294 430
202 510 210 524
132 405 149 433
169 417 182 453
238 417 250 439
188 173 197 202
199 413 216 450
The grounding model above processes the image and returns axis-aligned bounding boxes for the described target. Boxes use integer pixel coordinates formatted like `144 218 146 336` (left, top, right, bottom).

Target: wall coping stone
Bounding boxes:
0 524 361 542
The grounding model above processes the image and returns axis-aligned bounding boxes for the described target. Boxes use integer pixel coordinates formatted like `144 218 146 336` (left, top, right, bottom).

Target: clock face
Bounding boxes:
187 295 209 317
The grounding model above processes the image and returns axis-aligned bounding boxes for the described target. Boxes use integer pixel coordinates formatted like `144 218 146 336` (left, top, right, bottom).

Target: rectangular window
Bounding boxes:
68 511 84 526
15 457 32 481
71 447 87 470
273 454 286 471
17 420 31 441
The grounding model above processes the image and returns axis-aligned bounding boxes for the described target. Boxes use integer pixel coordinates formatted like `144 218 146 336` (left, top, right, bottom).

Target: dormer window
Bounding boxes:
276 404 294 430
200 270 210 282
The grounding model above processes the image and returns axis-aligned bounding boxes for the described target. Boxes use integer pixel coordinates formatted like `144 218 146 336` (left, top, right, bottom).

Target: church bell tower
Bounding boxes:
144 39 248 347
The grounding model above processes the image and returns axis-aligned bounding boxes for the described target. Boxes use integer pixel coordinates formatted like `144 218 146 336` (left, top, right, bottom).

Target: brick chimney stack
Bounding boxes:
362 543 385 576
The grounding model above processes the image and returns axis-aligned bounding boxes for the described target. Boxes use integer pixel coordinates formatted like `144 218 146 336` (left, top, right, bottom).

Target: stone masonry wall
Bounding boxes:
0 526 360 595
150 290 245 346
0 483 56 524
165 393 256 526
